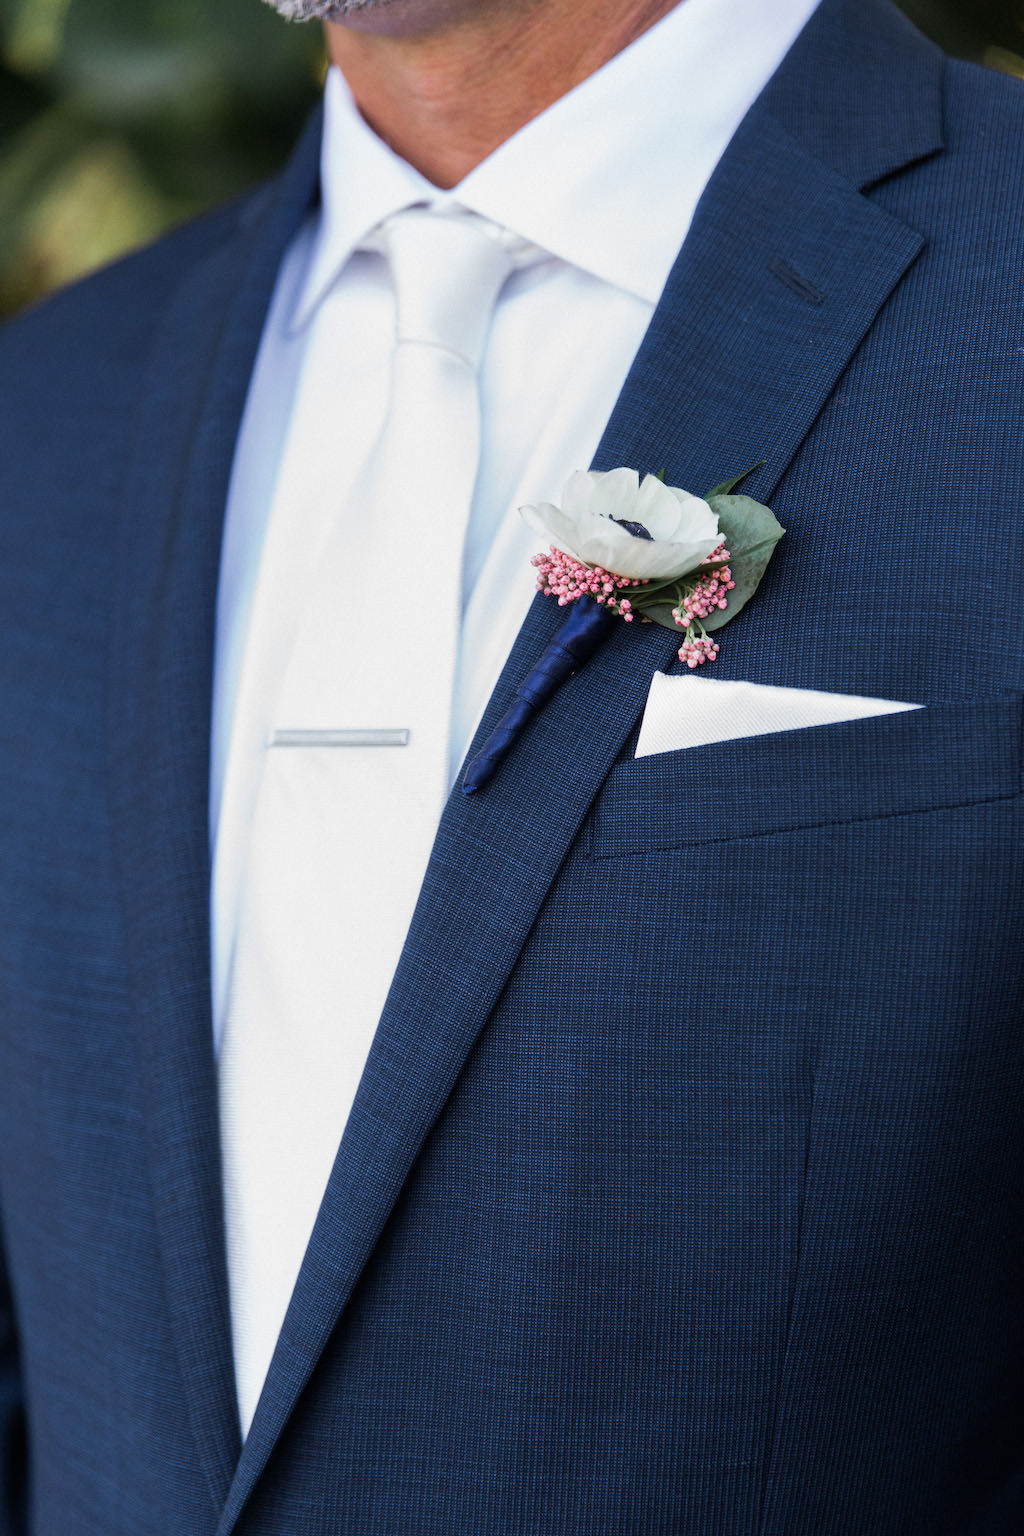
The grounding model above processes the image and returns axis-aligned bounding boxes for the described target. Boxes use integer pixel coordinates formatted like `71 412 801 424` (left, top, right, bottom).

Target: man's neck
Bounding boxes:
325 0 683 189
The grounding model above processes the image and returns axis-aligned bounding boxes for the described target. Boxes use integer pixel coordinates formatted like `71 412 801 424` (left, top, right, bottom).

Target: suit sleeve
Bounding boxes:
0 1228 27 1536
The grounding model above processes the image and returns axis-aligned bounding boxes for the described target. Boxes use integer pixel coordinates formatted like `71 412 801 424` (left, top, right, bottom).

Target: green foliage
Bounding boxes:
0 0 323 313
0 0 1021 317
640 494 785 635
701 495 786 634
898 0 1024 62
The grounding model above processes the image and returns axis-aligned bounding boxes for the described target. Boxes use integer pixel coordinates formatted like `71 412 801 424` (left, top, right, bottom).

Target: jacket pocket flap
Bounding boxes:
593 697 1023 857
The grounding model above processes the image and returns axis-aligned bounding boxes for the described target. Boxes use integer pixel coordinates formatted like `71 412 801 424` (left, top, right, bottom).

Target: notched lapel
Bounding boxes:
106 116 321 1510
221 4 944 1522
592 107 927 508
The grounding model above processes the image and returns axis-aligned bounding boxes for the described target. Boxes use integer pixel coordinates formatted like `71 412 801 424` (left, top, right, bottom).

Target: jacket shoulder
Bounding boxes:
0 188 268 645
0 194 249 408
921 59 1024 258
943 56 1024 154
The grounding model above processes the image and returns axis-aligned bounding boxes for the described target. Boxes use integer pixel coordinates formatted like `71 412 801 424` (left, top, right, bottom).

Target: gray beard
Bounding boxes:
261 0 392 19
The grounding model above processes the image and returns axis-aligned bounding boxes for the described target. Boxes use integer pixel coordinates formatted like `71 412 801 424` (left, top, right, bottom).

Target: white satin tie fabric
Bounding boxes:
218 208 528 1435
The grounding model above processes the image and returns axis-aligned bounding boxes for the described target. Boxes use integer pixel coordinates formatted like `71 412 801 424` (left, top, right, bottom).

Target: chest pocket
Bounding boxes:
591 696 1023 857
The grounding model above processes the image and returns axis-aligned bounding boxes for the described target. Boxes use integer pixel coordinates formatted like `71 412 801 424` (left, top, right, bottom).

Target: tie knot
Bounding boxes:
376 206 530 372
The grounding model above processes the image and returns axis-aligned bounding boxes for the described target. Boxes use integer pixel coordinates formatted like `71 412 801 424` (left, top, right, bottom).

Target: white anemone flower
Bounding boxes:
521 468 721 582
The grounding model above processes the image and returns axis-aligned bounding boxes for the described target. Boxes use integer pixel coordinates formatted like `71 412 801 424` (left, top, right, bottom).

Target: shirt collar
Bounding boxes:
291 0 822 329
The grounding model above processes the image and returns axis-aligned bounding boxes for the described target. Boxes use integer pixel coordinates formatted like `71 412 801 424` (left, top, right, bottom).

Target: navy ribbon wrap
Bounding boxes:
461 596 616 794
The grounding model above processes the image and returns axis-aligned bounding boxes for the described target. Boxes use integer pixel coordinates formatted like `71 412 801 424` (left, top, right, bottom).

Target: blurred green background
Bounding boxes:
0 0 1022 318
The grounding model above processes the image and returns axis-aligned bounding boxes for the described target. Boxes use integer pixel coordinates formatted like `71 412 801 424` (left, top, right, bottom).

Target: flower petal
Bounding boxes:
588 466 640 522
674 492 720 544
610 532 723 581
519 501 560 542
560 470 601 523
521 499 592 560
522 467 722 582
635 474 690 540
572 519 642 571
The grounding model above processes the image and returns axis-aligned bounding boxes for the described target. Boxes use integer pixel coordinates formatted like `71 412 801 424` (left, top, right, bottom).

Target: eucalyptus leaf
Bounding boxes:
643 601 684 633
630 493 784 635
704 462 765 500
700 494 785 633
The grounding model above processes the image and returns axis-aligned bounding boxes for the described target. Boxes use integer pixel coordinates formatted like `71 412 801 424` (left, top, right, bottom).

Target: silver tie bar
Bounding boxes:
268 728 411 748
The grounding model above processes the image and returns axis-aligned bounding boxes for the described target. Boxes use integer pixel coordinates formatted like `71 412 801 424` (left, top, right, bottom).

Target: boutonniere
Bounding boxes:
462 466 784 794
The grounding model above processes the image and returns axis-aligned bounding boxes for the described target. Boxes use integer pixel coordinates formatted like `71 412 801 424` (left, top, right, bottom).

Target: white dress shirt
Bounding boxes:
211 0 823 1052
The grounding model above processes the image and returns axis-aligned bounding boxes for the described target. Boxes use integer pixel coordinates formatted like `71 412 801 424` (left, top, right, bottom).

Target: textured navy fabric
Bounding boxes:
1 0 1024 1531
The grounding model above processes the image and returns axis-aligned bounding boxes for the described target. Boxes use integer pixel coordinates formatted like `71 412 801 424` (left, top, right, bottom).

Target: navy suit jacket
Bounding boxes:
2 0 1024 1530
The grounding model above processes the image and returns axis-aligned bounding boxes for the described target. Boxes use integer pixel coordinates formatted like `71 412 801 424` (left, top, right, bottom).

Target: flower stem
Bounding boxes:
461 597 616 794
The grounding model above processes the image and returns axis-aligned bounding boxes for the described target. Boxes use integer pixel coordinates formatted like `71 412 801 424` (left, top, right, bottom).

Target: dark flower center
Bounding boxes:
610 517 653 540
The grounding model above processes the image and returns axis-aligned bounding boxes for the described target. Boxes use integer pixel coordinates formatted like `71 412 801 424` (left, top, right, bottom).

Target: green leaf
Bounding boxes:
704 462 765 499
621 490 785 638
642 601 684 633
699 494 785 633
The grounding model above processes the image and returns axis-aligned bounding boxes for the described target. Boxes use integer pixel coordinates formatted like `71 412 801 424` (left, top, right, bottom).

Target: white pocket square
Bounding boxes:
635 673 921 758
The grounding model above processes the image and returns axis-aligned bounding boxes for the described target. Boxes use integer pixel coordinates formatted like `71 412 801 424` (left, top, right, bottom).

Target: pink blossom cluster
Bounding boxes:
678 636 721 669
670 544 735 630
532 547 647 620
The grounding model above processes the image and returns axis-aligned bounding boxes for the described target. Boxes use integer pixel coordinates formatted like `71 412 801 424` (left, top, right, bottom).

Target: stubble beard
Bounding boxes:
261 0 397 20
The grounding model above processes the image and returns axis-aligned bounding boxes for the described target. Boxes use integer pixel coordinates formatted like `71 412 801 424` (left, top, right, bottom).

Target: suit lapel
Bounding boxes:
106 115 321 1508
219 2 943 1525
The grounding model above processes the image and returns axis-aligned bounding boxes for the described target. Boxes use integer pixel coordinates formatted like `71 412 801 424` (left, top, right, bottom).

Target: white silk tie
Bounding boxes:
219 207 523 1435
